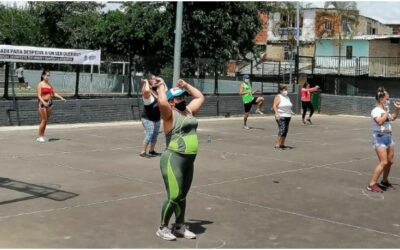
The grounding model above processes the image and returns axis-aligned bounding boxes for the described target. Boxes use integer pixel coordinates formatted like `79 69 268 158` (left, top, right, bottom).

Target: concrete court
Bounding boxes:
1 114 400 248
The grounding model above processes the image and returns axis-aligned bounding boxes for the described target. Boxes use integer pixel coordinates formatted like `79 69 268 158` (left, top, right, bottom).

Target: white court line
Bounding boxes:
0 191 163 220
193 191 400 239
0 114 370 132
192 155 374 189
323 165 400 181
0 116 273 132
53 163 162 187
0 146 138 160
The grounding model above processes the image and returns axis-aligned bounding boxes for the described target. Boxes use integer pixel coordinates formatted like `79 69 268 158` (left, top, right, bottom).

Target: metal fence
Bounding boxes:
299 56 400 78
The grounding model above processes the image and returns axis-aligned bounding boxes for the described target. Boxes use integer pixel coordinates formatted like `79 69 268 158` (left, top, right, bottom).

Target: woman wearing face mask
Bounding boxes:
273 85 293 149
139 75 164 158
301 82 320 125
155 79 204 241
368 87 400 193
36 70 66 143
239 74 265 130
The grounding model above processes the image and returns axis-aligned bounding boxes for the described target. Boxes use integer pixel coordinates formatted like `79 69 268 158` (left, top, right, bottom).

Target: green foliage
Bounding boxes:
0 2 265 77
0 6 40 45
28 2 104 48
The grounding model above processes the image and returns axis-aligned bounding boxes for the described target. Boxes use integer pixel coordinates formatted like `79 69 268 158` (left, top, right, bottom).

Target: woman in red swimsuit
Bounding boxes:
36 70 66 143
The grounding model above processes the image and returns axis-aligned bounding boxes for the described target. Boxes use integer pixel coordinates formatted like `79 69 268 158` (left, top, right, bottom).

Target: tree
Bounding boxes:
0 5 40 46
97 2 173 74
323 1 359 75
27 2 104 48
176 2 263 77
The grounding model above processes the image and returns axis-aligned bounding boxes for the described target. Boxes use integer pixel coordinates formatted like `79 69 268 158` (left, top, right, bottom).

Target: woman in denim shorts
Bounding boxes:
368 87 400 193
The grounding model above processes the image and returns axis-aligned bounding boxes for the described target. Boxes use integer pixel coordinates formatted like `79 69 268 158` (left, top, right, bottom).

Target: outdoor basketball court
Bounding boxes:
1 114 400 248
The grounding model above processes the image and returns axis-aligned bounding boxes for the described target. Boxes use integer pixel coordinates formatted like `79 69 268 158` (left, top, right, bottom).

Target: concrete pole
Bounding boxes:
172 1 183 86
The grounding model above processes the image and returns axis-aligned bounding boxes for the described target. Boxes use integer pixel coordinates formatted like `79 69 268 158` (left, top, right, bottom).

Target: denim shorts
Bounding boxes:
372 133 394 149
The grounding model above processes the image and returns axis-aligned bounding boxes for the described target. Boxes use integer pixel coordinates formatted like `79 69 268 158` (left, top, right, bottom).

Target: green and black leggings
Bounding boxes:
160 149 197 226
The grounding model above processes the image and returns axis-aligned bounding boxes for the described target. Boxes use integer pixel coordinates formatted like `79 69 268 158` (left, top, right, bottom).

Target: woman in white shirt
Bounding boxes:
368 87 400 193
273 85 293 149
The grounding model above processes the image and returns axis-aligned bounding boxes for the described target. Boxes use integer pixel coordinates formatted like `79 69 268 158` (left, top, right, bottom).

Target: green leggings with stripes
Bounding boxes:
160 149 196 226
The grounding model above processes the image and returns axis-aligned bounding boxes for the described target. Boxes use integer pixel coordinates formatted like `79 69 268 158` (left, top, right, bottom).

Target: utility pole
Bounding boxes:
295 1 300 86
172 2 183 85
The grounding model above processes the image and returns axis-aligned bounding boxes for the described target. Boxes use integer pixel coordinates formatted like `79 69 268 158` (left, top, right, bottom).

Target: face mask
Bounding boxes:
244 79 249 83
175 100 187 112
282 90 288 96
385 99 390 107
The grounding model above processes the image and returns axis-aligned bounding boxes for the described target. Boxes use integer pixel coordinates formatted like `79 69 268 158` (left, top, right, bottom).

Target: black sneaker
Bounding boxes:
380 180 396 190
149 151 162 156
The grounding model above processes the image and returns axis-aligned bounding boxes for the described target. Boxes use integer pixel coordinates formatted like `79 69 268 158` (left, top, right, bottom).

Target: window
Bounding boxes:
325 21 332 31
367 22 372 34
342 22 352 34
346 46 352 59
283 45 292 60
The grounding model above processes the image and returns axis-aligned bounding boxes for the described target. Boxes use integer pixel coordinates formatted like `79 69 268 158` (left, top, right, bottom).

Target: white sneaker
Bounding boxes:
255 109 264 115
36 137 46 143
156 226 176 241
243 126 250 130
172 224 196 239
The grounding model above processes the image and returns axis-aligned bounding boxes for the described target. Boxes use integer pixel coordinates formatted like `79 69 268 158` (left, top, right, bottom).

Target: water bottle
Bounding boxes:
207 135 211 143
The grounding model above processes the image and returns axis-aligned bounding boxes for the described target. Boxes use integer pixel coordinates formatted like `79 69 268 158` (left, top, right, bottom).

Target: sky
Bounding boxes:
304 1 400 24
4 1 400 24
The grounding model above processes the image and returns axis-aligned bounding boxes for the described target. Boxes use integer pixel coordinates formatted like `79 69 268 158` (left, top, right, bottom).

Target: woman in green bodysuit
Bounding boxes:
155 79 205 241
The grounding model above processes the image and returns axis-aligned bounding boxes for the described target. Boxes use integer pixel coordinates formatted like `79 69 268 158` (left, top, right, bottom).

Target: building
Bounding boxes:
387 24 400 35
356 15 393 35
264 8 393 62
313 35 400 77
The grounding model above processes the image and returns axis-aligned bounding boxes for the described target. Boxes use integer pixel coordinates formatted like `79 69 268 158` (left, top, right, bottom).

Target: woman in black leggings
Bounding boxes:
300 82 319 124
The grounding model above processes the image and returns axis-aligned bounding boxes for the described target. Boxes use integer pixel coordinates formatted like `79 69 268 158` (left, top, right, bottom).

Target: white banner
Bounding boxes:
0 45 101 65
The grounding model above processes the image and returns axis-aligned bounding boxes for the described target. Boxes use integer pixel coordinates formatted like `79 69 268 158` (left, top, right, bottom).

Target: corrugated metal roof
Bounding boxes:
322 35 400 40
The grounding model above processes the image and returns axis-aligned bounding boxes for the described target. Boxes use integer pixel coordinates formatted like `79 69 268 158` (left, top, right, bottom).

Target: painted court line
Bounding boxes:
0 191 163 220
193 191 400 239
53 163 163 187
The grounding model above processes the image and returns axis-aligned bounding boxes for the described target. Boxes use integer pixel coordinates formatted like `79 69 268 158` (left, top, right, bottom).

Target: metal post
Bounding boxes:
261 63 264 94
74 65 80 98
3 62 10 99
127 43 133 97
173 1 183 85
295 1 300 86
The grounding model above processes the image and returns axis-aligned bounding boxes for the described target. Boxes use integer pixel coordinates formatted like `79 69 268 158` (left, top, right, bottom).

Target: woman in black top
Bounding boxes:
140 75 163 157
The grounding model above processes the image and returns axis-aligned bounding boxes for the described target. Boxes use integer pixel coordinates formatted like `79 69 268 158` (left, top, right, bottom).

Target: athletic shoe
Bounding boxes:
149 151 162 156
255 109 264 115
243 126 250 130
156 226 176 241
36 137 46 143
172 224 196 239
380 180 396 190
139 152 152 158
367 183 383 193
306 119 312 125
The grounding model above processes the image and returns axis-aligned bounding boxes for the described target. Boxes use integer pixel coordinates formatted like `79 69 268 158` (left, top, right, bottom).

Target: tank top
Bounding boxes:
165 110 199 154
241 82 254 104
277 94 293 117
141 98 161 122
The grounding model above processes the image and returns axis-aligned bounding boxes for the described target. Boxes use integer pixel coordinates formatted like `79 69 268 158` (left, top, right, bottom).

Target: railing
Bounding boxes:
298 56 400 78
359 57 400 78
